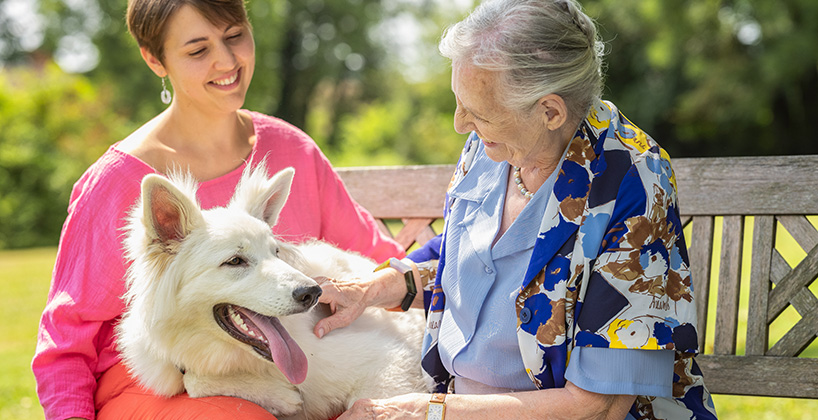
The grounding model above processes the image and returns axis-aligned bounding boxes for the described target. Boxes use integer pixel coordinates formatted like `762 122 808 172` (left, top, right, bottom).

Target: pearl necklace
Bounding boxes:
513 166 535 199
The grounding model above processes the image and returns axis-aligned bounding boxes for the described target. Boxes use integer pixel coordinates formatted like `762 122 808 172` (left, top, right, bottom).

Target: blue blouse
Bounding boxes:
436 140 673 398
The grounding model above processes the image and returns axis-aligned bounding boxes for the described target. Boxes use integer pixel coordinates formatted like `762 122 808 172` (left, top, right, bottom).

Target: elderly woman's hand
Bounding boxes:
336 393 428 420
312 276 370 338
313 267 408 338
335 383 636 420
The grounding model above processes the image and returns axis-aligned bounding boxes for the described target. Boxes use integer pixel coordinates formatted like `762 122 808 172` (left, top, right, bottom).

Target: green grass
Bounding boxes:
3 227 817 419
1 247 53 420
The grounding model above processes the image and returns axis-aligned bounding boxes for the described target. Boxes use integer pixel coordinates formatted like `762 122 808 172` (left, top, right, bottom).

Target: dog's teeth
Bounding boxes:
248 331 256 337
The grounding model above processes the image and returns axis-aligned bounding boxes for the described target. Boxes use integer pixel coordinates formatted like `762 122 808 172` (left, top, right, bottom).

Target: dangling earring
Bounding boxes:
160 77 172 104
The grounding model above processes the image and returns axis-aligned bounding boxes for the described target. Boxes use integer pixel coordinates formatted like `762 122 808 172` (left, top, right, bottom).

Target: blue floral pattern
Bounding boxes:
421 100 718 419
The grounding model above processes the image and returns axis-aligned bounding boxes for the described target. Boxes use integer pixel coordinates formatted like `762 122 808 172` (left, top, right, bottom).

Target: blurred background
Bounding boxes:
1 1 818 419
1 0 817 249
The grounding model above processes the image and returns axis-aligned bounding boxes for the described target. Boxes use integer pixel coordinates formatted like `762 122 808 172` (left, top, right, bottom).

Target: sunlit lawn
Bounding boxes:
3 216 818 419
1 247 53 420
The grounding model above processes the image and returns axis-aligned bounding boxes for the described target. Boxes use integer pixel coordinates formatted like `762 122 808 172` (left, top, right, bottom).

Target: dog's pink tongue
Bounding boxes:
246 311 308 384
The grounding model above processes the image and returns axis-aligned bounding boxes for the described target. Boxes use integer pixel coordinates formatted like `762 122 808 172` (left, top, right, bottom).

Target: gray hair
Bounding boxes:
439 0 605 118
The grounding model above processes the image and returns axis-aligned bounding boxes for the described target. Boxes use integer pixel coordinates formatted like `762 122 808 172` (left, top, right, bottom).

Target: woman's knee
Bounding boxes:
97 391 276 420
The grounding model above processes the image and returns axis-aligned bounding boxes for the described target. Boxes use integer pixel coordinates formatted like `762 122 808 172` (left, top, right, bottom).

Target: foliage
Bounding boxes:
586 0 818 157
0 0 818 249
0 62 133 249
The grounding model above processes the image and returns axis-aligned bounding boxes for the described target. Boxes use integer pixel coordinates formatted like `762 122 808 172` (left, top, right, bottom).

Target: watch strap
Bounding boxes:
426 393 447 420
374 257 417 311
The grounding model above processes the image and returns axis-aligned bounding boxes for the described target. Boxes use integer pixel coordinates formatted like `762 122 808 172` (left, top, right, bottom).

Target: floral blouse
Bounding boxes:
416 100 718 419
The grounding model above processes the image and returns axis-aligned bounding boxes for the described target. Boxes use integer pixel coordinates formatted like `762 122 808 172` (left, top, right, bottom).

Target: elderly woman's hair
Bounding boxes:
127 0 249 63
440 0 605 118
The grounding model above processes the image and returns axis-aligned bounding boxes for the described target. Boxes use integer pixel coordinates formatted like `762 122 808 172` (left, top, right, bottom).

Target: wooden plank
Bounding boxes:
411 223 439 248
674 155 818 216
764 249 818 320
767 244 818 321
697 354 818 398
774 277 818 321
770 250 790 284
374 219 392 238
713 216 744 355
778 215 818 251
337 165 452 219
746 216 774 356
689 216 715 351
767 308 818 357
393 218 436 250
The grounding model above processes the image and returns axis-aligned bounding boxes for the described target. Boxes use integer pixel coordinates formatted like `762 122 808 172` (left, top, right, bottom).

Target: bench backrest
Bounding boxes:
337 155 818 399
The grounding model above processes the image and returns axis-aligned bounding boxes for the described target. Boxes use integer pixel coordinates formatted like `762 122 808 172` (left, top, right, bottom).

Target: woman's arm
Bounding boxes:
338 381 635 420
313 259 427 337
314 233 443 338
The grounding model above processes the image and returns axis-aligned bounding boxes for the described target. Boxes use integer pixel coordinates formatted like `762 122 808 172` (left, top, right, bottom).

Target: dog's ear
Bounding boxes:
234 166 295 227
257 167 295 227
141 174 203 245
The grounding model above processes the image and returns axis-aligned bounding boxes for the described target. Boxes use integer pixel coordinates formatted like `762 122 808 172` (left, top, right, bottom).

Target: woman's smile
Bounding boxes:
210 69 241 89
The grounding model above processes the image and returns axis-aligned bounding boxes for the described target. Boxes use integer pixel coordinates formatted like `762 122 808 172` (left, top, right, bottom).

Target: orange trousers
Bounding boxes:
95 362 277 420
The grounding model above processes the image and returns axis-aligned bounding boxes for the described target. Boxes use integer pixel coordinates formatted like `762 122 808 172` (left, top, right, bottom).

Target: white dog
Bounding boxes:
116 164 431 420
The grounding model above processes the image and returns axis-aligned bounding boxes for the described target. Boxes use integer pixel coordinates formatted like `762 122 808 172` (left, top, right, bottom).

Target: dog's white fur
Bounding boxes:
116 163 431 420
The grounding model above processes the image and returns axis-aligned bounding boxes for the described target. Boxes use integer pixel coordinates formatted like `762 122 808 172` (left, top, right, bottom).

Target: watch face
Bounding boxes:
426 403 445 420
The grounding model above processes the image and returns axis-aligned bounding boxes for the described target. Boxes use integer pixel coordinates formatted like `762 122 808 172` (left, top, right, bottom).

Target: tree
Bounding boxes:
0 62 132 248
586 0 818 157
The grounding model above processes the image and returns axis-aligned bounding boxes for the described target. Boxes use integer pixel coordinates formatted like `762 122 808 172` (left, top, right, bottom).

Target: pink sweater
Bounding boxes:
32 111 403 420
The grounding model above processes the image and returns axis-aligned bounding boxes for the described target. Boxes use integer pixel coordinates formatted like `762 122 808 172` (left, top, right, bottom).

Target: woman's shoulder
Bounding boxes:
67 146 154 219
245 110 327 166
594 101 666 162
246 110 314 145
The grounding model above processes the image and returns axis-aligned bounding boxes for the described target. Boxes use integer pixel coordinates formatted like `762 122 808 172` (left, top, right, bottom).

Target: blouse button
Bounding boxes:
484 266 493 274
519 307 532 324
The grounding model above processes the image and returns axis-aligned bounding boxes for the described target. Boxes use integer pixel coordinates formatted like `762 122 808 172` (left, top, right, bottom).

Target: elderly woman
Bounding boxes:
315 0 718 419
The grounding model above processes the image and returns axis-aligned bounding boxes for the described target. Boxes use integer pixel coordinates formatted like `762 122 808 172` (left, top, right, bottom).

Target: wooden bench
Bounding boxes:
338 155 818 400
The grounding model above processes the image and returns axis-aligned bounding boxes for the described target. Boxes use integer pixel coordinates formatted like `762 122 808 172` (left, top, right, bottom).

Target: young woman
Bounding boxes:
32 1 403 419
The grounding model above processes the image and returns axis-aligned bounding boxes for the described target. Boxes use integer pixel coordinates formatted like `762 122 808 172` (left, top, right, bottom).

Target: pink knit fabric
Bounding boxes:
32 111 403 420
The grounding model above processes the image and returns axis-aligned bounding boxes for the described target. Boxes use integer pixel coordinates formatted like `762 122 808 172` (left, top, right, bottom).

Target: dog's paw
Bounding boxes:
262 387 303 417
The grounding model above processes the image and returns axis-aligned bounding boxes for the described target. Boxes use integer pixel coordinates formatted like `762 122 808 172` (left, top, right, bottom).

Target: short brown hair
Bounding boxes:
127 0 249 63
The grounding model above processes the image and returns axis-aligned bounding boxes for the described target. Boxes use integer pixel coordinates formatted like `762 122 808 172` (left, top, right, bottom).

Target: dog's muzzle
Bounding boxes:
212 293 320 385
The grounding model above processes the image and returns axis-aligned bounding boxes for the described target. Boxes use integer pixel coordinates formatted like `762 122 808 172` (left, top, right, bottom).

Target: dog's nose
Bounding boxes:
293 285 322 308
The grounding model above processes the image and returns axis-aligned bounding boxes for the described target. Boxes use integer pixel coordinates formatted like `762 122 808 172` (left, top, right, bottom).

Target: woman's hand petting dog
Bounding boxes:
313 276 369 338
313 268 407 338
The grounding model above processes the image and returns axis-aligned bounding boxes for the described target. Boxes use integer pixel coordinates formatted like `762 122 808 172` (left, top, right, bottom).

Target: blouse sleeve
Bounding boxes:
565 346 674 398
32 159 144 420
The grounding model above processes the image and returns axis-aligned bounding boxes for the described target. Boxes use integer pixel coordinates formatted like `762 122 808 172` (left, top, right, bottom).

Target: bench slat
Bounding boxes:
674 156 818 216
393 218 437 250
767 309 818 357
690 216 715 351
778 215 818 251
337 165 452 219
698 355 818 398
767 245 818 322
714 216 744 355
746 216 774 356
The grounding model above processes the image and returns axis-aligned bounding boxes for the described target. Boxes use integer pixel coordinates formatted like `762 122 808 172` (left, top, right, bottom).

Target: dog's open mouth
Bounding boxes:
213 303 308 384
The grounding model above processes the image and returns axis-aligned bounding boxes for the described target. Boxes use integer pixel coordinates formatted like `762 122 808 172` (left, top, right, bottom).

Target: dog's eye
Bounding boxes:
275 247 280 256
222 256 246 267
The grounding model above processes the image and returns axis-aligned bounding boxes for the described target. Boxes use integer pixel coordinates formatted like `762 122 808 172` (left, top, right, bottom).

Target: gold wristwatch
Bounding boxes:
426 393 447 420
